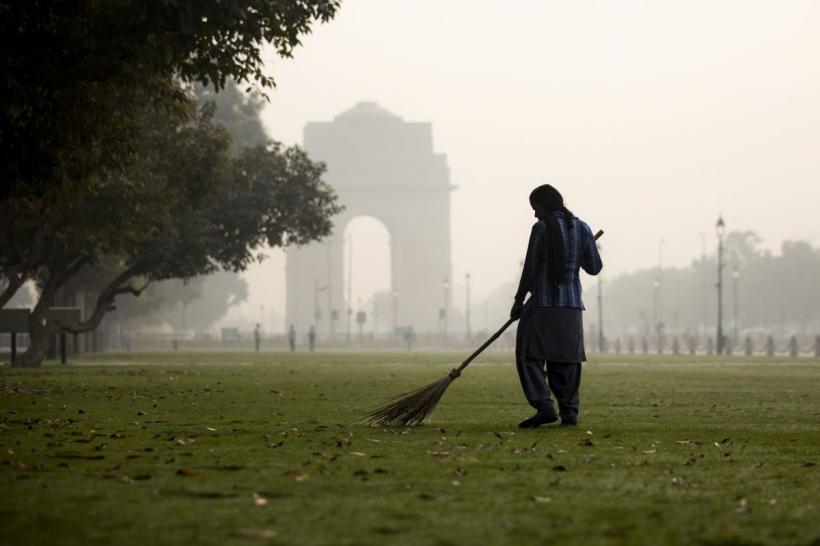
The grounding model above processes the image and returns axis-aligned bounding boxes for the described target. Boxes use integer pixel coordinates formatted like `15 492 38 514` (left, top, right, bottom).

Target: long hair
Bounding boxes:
528 184 575 285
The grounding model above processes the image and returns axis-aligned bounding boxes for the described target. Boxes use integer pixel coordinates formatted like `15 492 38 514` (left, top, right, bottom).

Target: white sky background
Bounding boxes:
229 0 820 332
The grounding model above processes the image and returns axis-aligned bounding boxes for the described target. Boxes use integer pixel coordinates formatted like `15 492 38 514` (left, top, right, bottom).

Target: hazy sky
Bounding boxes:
230 0 820 330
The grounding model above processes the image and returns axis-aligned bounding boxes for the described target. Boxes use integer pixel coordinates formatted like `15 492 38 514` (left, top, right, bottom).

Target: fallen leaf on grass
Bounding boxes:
533 496 552 503
349 452 366 457
252 493 268 507
176 468 199 477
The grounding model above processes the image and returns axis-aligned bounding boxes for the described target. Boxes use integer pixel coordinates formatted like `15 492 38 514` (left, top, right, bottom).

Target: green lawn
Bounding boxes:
1 351 818 546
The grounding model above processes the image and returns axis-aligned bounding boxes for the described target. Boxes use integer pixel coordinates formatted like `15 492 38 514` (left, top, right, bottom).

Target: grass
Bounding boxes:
1 351 819 546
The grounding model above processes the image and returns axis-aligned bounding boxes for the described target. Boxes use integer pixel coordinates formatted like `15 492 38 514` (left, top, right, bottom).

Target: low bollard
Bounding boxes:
745 336 753 357
789 336 798 358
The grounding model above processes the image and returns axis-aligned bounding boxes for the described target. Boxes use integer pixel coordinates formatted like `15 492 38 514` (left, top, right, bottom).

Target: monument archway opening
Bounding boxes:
343 216 391 337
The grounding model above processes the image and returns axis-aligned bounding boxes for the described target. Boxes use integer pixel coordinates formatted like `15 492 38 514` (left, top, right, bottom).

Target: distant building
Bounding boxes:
286 102 453 335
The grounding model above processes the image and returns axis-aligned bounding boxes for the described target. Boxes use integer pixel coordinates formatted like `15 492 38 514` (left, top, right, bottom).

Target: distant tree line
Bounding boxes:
597 231 820 336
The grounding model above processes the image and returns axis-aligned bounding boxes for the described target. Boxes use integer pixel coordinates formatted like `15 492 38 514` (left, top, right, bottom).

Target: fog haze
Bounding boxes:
228 0 820 331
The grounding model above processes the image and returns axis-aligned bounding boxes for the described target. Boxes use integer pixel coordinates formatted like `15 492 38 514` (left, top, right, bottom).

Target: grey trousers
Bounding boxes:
516 356 582 419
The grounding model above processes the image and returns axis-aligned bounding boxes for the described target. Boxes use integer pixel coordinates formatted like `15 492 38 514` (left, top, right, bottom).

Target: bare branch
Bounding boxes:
61 264 147 335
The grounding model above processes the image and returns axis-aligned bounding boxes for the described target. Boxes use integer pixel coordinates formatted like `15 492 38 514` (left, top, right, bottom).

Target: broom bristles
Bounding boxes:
366 369 460 427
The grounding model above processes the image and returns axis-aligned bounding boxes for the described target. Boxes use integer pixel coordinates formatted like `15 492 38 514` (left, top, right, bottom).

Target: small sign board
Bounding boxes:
0 307 82 332
221 327 241 343
393 325 415 337
0 309 29 332
48 307 82 328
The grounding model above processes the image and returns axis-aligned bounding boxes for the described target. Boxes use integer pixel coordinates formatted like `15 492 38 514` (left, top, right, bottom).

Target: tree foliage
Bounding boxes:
2 96 341 366
1 0 340 199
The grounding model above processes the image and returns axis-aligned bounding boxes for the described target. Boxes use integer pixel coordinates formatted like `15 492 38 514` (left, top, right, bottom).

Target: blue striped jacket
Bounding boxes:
514 212 603 309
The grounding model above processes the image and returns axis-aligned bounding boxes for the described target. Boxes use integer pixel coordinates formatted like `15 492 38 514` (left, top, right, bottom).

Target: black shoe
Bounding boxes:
560 417 578 427
518 410 559 429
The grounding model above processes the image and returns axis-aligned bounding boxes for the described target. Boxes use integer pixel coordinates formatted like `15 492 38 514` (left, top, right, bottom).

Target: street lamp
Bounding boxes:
733 266 739 344
465 272 471 341
443 277 450 342
658 238 665 328
716 216 726 354
699 232 707 336
597 241 604 351
392 288 398 334
652 276 660 334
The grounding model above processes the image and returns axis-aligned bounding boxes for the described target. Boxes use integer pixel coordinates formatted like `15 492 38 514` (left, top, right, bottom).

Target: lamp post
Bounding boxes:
391 288 398 334
652 277 660 334
597 241 604 351
598 275 604 352
658 238 665 328
443 277 450 342
699 232 706 336
732 266 739 344
465 272 471 341
716 216 726 354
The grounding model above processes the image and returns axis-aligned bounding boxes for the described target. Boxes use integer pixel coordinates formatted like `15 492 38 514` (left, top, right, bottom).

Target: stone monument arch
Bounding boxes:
285 102 452 337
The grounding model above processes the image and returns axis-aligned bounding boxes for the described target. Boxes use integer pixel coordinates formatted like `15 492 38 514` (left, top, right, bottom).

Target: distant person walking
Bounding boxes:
308 326 316 352
288 324 296 352
511 184 603 428
253 323 261 352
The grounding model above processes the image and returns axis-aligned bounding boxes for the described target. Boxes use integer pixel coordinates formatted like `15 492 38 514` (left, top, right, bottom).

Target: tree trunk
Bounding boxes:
14 296 56 368
13 256 89 367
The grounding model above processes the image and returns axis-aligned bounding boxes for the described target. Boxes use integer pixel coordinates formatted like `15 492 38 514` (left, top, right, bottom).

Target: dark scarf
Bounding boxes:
543 211 567 286
529 184 575 287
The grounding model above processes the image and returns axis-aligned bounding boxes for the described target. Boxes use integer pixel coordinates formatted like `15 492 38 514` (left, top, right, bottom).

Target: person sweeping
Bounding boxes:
366 185 602 428
511 184 603 429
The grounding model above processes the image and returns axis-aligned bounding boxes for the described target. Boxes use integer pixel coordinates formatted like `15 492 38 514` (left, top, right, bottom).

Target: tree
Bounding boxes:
1 0 340 200
196 82 270 152
4 98 341 367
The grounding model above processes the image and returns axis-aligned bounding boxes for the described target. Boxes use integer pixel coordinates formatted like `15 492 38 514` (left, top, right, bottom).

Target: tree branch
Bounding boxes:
61 264 147 335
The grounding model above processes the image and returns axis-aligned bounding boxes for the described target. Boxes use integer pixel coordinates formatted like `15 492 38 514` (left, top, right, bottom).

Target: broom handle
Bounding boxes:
455 229 604 373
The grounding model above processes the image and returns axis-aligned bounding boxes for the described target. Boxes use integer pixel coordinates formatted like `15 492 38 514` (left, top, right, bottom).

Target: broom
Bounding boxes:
366 229 604 427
